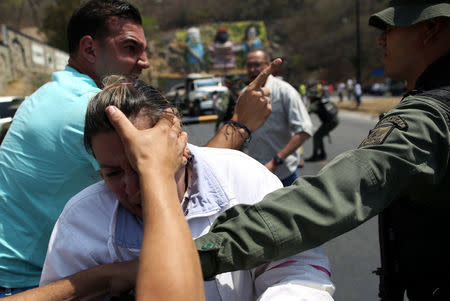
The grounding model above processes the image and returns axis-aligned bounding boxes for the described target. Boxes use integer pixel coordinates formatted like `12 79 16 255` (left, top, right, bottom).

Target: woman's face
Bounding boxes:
91 113 187 218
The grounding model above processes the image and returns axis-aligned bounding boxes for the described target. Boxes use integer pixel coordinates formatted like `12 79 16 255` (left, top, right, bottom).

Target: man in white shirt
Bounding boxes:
244 50 313 186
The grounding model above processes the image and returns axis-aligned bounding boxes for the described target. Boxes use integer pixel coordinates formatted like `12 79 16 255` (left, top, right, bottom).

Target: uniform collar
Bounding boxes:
414 52 450 92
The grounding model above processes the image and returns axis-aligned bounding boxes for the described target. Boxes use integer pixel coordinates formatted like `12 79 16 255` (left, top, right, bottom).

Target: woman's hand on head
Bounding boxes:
105 106 188 178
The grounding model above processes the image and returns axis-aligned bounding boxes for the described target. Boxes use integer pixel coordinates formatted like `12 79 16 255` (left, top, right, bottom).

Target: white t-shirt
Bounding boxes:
41 145 335 300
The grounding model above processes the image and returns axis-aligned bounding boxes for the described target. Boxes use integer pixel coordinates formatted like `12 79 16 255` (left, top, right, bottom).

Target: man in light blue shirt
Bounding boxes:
0 0 149 294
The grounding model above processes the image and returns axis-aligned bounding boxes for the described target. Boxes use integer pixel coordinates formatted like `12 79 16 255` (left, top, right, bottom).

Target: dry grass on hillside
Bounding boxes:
335 96 402 116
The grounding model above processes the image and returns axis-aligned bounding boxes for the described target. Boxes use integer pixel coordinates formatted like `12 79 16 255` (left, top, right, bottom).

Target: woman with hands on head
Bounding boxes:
103 85 202 301
40 75 334 301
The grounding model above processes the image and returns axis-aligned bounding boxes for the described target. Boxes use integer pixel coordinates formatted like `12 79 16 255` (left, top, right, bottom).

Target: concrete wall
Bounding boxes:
0 24 69 93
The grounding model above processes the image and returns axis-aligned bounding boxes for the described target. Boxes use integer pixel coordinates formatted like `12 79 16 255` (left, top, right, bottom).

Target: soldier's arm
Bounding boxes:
196 96 450 279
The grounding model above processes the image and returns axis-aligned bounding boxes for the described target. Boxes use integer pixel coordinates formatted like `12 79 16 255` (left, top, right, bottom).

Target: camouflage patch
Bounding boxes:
375 115 408 130
359 126 394 148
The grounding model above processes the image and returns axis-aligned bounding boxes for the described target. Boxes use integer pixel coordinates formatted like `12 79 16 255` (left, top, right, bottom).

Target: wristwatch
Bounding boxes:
272 155 284 166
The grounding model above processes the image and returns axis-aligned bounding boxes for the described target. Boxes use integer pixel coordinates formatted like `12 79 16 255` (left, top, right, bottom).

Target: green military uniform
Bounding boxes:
306 94 339 161
196 3 450 296
196 51 450 295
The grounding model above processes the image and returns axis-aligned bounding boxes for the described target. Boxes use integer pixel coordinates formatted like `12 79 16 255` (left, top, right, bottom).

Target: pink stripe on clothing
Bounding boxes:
268 260 298 271
268 261 331 278
310 264 331 277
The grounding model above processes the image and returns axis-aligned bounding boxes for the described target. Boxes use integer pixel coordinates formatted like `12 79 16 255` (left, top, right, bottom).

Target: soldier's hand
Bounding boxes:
232 58 282 132
105 106 188 178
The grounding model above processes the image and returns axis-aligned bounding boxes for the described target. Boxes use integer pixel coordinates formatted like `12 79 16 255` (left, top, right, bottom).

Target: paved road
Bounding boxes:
303 111 381 301
184 110 381 301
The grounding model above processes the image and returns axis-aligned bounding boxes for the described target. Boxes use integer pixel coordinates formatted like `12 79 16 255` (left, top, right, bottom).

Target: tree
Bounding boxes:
40 0 81 52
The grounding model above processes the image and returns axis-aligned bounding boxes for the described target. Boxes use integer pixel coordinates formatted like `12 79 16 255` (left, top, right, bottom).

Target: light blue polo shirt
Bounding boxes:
0 66 102 287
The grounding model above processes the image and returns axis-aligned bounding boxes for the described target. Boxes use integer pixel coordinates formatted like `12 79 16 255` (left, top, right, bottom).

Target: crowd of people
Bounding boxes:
1 1 449 300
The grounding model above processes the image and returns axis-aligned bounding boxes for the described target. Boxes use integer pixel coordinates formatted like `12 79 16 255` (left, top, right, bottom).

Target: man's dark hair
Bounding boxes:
67 0 142 55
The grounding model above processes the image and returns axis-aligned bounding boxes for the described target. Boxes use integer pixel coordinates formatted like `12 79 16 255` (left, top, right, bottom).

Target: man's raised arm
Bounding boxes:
206 58 282 149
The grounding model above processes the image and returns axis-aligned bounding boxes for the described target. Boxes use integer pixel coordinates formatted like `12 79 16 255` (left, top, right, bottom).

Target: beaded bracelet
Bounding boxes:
226 120 252 142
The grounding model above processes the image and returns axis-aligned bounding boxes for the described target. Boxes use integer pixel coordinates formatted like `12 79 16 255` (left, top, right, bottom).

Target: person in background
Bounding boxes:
337 82 345 102
304 88 339 162
346 78 354 100
244 49 313 186
298 83 307 104
353 81 362 107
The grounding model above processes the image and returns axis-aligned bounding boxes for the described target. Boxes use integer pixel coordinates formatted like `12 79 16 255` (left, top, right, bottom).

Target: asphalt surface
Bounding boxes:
184 110 381 301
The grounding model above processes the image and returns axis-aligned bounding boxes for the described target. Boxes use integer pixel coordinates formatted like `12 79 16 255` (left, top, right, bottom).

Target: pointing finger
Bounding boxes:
248 58 282 90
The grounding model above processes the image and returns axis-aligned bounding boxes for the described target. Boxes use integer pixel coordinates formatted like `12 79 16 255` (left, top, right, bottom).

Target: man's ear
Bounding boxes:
423 19 442 46
78 35 97 64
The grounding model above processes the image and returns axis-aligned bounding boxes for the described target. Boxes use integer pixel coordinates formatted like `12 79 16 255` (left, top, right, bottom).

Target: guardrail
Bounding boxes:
182 114 218 125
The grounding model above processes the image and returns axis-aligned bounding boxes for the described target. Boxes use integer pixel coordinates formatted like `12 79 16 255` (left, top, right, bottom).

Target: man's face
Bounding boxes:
246 50 268 82
95 17 149 82
376 24 422 81
91 114 188 218
93 130 143 218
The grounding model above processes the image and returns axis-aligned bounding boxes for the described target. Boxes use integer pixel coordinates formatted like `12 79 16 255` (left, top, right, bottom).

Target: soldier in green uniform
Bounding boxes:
305 88 339 162
194 2 450 300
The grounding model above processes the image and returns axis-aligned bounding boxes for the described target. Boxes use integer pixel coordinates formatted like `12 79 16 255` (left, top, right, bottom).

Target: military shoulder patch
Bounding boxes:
359 126 394 148
375 115 408 130
359 114 408 148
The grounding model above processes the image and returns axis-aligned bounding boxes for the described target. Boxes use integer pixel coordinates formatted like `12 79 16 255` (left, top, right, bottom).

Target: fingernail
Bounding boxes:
106 106 116 115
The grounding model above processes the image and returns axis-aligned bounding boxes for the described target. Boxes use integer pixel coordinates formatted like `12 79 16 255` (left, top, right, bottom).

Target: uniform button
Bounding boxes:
201 242 215 250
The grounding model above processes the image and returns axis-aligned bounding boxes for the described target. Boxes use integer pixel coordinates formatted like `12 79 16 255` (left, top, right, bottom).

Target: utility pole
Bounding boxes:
355 0 362 84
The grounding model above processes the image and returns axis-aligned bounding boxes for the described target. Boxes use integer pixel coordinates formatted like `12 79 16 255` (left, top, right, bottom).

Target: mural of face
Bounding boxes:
248 26 257 40
187 27 201 44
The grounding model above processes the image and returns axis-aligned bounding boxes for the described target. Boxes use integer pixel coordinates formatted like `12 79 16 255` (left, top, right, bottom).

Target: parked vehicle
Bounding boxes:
166 74 228 116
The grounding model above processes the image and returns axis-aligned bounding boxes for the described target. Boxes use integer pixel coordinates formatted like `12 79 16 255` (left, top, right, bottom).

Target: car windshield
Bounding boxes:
196 79 220 87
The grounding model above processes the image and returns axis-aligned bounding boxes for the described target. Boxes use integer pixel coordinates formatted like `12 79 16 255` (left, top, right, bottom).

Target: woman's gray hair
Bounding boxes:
84 75 178 155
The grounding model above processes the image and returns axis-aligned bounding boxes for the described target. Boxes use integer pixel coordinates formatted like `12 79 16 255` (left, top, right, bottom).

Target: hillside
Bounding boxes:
0 0 389 88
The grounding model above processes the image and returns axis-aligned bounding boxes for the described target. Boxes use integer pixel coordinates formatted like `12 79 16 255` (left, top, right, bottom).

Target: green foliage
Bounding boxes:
4 0 23 6
40 0 81 52
142 15 160 35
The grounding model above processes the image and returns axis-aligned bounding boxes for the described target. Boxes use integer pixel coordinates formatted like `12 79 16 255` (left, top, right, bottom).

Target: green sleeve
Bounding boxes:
195 96 450 279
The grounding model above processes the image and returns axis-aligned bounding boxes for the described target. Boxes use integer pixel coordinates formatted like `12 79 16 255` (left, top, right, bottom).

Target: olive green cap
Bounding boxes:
369 1 450 30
